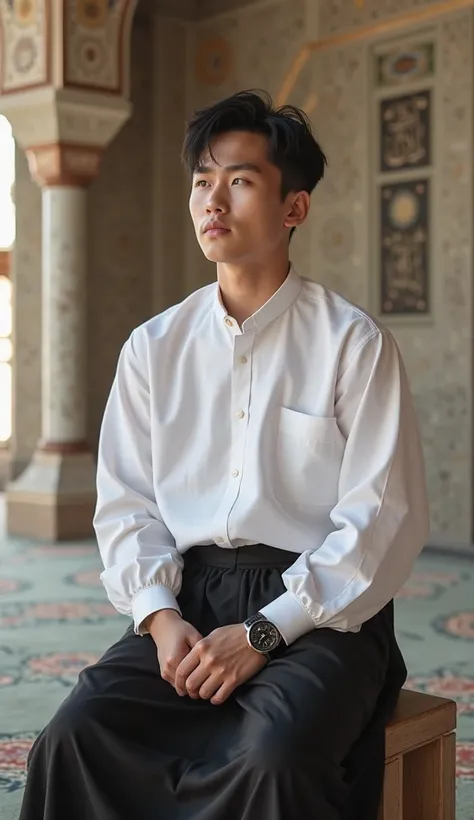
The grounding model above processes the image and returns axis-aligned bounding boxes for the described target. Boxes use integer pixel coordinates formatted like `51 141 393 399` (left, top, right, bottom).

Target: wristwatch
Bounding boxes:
244 613 282 661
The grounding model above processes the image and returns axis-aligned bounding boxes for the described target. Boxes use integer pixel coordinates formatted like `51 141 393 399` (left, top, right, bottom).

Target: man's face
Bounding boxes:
189 130 300 265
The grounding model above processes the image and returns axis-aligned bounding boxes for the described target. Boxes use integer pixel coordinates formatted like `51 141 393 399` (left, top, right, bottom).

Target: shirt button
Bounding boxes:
232 469 240 478
236 410 245 419
224 317 233 326
239 355 248 364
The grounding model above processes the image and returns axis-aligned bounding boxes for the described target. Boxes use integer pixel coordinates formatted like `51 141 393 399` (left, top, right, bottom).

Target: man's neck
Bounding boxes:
217 260 291 327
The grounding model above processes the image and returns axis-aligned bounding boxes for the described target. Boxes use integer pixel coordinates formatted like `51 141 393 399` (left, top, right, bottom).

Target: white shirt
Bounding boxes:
94 266 430 645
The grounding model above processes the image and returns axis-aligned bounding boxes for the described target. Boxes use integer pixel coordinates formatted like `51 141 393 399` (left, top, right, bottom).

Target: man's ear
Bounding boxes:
283 191 310 229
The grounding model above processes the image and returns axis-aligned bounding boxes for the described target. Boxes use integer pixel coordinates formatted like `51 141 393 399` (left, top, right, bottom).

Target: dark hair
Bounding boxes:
182 90 327 235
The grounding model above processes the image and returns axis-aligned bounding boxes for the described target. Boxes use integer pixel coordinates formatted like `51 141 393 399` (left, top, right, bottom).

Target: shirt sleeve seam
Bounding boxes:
336 328 381 383
128 328 150 394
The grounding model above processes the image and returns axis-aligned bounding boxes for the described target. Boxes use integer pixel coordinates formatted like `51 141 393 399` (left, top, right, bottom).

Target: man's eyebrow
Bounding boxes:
194 163 263 174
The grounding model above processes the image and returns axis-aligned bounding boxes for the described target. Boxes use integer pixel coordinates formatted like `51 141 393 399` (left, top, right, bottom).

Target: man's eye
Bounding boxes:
232 178 247 185
194 180 208 187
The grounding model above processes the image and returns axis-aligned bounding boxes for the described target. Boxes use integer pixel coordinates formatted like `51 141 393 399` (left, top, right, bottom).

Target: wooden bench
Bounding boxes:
379 689 457 820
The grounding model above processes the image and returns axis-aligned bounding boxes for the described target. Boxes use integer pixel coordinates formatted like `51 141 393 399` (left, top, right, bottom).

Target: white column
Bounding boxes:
42 186 87 445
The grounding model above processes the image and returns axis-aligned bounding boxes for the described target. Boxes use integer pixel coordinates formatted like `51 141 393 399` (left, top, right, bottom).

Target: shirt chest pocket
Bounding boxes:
274 407 346 511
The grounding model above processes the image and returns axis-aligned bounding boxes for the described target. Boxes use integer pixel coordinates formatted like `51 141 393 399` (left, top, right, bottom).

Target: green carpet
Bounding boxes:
0 522 473 818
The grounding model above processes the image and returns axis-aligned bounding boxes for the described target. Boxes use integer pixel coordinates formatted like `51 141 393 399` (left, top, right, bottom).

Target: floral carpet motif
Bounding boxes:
0 523 473 818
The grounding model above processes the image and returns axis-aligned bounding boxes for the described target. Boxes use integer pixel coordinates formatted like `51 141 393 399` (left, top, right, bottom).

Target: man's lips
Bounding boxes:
203 221 231 236
205 227 231 237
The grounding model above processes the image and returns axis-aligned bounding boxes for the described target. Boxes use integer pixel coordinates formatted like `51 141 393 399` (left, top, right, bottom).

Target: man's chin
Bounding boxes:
203 251 235 263
200 245 240 264
199 236 244 264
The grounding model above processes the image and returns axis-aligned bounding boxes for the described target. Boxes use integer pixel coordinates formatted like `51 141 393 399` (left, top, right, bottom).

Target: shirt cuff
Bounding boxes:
259 591 315 646
131 584 181 635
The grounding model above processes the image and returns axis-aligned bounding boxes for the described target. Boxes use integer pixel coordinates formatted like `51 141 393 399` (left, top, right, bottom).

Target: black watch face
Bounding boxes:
249 620 280 653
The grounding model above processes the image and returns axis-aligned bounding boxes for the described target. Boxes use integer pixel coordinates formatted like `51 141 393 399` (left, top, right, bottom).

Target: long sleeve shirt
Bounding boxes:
93 266 430 645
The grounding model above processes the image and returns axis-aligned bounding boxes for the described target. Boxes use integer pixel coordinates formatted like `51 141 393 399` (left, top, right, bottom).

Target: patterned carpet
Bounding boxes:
0 513 473 818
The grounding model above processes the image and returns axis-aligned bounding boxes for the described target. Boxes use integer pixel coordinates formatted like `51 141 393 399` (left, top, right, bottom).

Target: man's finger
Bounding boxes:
210 679 236 706
175 647 200 694
199 674 223 701
185 664 210 699
187 630 203 648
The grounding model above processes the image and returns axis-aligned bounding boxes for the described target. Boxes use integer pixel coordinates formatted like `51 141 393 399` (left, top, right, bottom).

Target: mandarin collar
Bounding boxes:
215 265 302 335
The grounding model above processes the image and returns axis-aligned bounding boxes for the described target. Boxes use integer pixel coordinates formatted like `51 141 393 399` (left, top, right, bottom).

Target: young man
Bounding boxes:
20 90 429 820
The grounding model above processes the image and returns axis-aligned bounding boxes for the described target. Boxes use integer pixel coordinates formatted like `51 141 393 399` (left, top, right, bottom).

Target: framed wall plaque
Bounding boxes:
380 90 431 172
380 179 429 315
376 42 434 88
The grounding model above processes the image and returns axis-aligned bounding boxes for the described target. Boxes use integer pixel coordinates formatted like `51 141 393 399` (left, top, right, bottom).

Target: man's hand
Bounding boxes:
146 609 203 690
175 624 267 705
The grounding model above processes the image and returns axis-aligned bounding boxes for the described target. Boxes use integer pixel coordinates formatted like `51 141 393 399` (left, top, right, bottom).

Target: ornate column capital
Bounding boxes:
25 140 102 187
0 0 138 181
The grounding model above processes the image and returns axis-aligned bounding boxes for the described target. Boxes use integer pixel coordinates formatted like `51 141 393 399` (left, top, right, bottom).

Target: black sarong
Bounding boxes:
20 544 407 820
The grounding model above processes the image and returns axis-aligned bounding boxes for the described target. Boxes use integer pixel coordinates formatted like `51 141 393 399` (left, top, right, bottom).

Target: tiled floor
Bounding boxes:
0 510 473 817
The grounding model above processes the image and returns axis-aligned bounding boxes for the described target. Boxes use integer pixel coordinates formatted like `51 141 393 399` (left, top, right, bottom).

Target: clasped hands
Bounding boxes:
146 609 267 706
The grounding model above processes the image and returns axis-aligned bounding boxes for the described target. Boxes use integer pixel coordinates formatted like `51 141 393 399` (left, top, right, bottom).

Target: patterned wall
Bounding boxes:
307 41 368 305
310 11 473 544
151 14 193 315
404 14 473 542
182 0 473 545
64 0 136 98
87 16 153 448
0 0 50 94
0 0 134 97
319 0 440 37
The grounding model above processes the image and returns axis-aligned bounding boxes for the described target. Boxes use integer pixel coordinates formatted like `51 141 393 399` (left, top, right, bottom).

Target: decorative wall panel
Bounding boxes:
0 0 50 94
380 90 431 172
380 179 429 315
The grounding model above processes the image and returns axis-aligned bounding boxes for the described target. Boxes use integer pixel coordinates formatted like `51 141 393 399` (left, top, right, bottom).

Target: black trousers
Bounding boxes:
20 544 407 820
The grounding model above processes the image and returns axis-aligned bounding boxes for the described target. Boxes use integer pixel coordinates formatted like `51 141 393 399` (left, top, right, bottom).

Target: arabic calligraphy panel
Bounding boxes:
380 90 431 173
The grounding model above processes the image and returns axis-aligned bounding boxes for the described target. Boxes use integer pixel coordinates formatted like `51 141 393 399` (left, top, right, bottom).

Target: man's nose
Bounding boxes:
206 187 228 214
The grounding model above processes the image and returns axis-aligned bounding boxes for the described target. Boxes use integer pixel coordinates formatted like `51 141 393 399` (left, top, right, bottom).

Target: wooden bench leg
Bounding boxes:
379 756 403 820
441 732 456 820
402 732 456 820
